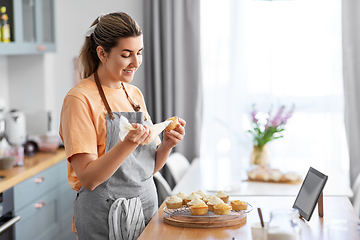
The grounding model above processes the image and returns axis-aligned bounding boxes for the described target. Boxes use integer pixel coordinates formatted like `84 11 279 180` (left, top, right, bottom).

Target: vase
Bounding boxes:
250 145 269 166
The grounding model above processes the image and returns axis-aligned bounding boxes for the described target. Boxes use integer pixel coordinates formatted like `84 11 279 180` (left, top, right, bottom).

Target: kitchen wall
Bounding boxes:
0 0 145 134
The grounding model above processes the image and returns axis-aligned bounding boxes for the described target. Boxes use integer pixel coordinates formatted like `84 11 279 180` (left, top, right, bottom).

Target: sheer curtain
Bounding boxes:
200 0 348 191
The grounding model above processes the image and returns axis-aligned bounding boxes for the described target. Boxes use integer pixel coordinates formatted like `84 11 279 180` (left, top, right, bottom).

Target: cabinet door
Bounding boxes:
0 0 56 55
15 189 60 240
14 160 61 212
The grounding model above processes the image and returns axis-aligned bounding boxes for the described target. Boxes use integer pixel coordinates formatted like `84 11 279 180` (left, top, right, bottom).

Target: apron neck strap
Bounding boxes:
121 83 141 112
94 70 115 120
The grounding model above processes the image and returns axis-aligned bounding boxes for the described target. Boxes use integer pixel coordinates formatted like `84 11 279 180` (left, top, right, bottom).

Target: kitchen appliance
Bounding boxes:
5 110 26 166
0 188 20 240
5 110 26 146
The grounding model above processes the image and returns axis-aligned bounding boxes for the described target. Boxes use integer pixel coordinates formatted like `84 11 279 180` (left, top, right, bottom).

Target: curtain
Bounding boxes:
143 0 202 188
200 0 348 192
342 0 360 186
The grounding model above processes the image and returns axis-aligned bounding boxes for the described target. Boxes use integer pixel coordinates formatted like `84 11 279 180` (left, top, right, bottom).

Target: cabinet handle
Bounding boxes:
35 202 45 209
37 45 46 51
34 177 44 183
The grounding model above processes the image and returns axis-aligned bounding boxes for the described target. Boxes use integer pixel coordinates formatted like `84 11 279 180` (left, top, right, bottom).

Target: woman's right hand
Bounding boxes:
124 124 152 145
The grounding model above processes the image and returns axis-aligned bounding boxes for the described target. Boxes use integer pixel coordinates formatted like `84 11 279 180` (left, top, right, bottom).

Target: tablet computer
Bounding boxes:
292 167 328 221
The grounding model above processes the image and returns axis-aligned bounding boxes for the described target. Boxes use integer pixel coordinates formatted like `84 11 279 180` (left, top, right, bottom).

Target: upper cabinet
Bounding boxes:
0 0 55 55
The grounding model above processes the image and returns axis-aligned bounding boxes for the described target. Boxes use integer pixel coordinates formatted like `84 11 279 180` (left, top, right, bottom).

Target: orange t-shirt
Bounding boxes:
59 79 155 192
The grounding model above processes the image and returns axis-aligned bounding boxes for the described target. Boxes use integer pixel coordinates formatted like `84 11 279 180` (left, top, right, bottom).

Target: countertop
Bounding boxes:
0 148 66 193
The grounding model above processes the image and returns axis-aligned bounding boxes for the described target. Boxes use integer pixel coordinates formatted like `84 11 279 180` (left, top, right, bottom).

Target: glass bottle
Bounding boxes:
267 209 301 240
0 6 10 43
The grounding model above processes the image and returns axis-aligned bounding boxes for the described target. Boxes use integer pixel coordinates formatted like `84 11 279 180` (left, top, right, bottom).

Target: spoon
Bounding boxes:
257 207 265 228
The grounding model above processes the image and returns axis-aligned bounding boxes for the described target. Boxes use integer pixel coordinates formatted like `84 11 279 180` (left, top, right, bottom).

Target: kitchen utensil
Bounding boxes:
257 207 265 228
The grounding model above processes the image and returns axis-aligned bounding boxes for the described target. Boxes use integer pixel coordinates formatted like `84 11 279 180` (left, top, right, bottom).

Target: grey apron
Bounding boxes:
74 74 158 240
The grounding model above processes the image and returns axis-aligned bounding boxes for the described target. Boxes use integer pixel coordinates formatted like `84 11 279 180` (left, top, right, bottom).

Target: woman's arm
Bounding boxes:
70 124 152 191
153 118 186 174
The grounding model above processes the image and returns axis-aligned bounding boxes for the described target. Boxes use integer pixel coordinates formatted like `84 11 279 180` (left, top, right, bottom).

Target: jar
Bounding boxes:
267 209 301 240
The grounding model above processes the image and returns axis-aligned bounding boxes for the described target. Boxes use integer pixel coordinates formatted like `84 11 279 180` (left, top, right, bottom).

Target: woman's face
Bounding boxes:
102 36 143 84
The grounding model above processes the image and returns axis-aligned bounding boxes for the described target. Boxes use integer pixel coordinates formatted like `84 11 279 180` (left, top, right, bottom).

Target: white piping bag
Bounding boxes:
119 115 172 143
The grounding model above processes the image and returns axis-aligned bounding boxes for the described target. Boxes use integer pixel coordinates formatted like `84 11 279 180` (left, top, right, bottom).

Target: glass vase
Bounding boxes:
250 145 269 166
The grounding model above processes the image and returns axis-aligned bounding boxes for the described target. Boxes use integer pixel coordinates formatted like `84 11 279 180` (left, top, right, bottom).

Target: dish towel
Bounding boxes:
109 197 145 240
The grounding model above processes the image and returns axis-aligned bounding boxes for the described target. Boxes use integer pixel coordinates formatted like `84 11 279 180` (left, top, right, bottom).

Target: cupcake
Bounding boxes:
190 202 208 216
165 116 179 131
206 196 224 212
216 191 229 203
214 202 232 215
187 198 205 207
230 200 248 211
176 191 188 205
184 192 202 205
195 190 208 199
166 195 183 209
202 195 214 204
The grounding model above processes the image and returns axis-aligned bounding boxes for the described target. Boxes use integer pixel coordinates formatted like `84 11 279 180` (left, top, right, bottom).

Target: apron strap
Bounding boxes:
94 70 115 120
121 83 141 112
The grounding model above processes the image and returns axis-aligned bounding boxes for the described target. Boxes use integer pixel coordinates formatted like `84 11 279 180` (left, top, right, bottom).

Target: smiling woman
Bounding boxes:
59 12 186 240
200 0 348 191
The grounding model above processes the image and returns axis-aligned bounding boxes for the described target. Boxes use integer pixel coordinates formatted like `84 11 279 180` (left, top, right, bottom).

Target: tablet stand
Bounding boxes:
318 192 324 217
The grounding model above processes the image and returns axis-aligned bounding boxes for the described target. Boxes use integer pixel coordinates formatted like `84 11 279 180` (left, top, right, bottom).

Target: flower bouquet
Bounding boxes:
248 104 294 166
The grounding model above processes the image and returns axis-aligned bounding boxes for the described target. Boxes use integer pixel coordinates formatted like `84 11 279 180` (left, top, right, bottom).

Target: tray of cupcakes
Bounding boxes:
163 190 252 228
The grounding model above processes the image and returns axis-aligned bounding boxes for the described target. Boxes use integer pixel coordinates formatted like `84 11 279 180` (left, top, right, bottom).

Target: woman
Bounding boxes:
59 12 186 240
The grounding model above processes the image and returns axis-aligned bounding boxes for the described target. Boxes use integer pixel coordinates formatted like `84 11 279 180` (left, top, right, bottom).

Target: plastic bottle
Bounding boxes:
0 6 10 43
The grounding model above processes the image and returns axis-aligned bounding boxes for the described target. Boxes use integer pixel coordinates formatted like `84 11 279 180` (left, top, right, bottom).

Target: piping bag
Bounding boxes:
119 115 172 144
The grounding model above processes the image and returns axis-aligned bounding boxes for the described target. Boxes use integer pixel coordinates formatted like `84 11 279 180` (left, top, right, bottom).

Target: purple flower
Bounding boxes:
251 106 258 123
270 106 285 127
248 104 295 148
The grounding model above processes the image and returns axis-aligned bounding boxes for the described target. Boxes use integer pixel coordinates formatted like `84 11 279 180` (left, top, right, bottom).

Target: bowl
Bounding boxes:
0 156 16 170
34 134 60 152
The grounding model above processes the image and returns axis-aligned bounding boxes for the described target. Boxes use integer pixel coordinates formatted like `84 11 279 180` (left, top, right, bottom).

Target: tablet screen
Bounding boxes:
293 167 328 221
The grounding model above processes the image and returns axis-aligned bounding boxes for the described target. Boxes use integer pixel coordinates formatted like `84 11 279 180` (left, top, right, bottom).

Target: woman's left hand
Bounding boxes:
162 118 186 149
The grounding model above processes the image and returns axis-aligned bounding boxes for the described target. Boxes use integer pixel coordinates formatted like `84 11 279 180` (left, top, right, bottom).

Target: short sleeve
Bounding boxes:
59 95 99 160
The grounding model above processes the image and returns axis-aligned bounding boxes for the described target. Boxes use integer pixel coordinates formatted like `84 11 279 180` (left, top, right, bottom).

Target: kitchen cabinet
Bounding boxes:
0 0 56 55
14 160 76 240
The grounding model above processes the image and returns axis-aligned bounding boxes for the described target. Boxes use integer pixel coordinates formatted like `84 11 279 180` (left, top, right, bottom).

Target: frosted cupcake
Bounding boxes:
166 195 183 209
207 196 224 212
176 191 188 205
187 198 206 207
202 195 214 204
195 190 208 199
216 191 229 203
184 192 202 205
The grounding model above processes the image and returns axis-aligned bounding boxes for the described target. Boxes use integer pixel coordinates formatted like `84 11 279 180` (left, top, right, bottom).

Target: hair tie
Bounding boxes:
84 13 108 37
85 24 97 37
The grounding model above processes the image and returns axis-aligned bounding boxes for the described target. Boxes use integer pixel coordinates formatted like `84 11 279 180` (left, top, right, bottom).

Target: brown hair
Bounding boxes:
78 12 142 78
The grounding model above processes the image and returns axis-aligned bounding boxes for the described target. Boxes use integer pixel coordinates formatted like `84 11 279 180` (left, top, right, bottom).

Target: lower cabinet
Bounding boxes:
14 160 77 240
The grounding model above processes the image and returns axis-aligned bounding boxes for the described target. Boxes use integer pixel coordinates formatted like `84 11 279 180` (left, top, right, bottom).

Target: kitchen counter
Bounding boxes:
0 148 66 193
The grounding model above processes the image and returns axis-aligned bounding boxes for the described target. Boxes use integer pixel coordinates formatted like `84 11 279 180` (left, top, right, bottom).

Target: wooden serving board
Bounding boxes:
245 178 302 184
164 211 247 228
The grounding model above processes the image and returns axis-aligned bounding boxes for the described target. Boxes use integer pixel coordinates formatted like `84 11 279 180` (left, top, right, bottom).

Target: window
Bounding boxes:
200 0 348 191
